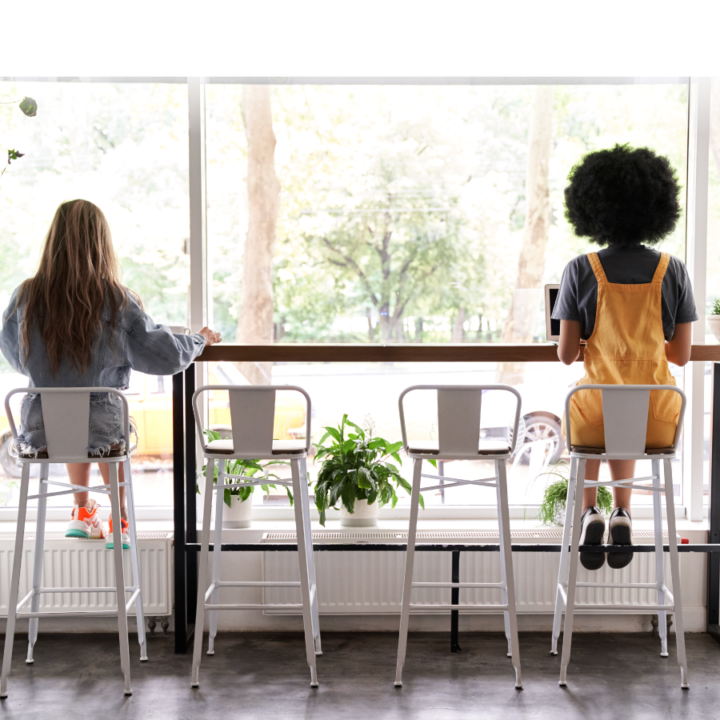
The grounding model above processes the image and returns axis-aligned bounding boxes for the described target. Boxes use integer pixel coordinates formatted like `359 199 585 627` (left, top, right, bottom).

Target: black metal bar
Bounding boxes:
708 362 720 638
185 366 198 627
172 371 188 654
450 549 461 652
185 542 720 553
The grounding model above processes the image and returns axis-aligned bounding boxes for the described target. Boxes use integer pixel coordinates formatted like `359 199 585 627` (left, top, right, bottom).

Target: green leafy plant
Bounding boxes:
197 429 293 508
313 414 422 526
712 298 720 316
537 463 612 526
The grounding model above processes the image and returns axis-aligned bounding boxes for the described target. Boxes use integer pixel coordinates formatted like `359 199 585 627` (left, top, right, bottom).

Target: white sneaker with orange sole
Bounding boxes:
65 502 107 540
106 515 130 550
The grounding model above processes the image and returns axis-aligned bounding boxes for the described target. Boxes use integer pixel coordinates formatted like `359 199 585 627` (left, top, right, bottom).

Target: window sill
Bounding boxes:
1 515 709 538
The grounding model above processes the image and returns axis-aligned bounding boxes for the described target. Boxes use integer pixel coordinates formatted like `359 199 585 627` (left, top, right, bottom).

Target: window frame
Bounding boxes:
0 75 710 524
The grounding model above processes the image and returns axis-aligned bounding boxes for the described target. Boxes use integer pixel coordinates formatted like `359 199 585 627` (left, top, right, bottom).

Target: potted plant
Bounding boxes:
314 415 422 527
708 299 720 343
537 462 612 526
197 429 291 528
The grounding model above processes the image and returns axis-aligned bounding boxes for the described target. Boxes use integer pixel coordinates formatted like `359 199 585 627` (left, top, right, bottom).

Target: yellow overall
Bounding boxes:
562 251 681 449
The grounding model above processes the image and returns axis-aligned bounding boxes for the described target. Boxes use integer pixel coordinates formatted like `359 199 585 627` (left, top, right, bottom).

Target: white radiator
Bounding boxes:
262 529 677 615
0 532 173 617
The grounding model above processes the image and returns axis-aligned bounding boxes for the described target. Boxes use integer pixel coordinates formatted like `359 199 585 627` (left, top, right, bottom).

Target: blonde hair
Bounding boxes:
19 199 137 375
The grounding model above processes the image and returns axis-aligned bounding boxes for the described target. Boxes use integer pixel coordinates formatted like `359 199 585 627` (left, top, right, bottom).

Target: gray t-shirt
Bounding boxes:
551 245 698 341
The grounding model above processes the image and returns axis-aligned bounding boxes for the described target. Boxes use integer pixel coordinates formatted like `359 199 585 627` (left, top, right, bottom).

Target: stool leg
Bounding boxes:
559 458 586 687
395 457 423 687
497 458 522 689
27 464 49 664
291 457 319 687
207 472 225 656
192 459 215 688
1 463 30 698
552 456 577 655
663 459 689 688
496 462 512 658
651 459 668 657
124 459 147 662
109 462 132 695
299 457 322 655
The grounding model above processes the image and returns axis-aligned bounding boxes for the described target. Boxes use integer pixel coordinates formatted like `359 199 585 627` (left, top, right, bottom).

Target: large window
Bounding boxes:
0 77 708 519
0 80 189 510
205 81 689 512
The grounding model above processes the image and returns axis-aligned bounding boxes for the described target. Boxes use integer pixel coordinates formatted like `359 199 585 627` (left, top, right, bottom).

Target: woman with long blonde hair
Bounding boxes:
0 199 221 546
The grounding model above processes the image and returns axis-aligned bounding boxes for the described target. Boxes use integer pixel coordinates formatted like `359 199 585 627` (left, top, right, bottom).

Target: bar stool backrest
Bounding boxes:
399 384 522 458
564 384 686 459
193 385 312 457
4 387 130 461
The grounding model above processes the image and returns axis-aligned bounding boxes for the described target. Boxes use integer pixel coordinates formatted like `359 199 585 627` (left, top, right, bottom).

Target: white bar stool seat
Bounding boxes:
191 385 321 688
394 385 523 689
552 384 688 688
1 387 146 698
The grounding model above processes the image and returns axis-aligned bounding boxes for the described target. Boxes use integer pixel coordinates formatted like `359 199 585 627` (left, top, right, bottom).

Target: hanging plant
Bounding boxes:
2 96 38 177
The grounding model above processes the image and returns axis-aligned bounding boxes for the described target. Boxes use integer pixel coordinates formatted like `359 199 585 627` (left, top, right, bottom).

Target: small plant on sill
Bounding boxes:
196 429 293 507
313 414 423 526
537 461 612 526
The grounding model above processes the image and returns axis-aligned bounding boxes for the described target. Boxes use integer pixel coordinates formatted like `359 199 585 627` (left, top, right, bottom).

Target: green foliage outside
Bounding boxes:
313 414 422 526
197 429 293 508
207 83 689 345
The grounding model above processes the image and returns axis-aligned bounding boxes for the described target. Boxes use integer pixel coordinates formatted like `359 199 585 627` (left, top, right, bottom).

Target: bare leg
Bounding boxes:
99 462 128 520
66 462 127 518
66 463 92 507
609 460 634 513
582 459 634 512
581 459 601 510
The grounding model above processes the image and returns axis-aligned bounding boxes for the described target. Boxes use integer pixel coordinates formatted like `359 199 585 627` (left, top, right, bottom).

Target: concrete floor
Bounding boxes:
1 631 719 719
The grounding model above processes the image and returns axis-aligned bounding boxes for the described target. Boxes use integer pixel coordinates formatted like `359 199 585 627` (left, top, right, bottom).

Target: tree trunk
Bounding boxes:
451 308 465 343
236 85 279 385
496 86 554 384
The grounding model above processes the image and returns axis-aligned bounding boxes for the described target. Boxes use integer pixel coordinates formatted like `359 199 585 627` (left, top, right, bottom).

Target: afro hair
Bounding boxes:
563 144 681 247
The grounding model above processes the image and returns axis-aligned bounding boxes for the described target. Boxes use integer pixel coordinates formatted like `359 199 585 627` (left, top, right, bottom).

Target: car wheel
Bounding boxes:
513 414 564 466
0 433 22 478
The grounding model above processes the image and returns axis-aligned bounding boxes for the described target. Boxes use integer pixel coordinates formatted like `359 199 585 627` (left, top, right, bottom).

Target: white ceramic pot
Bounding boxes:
708 315 720 343
220 493 253 528
340 498 380 527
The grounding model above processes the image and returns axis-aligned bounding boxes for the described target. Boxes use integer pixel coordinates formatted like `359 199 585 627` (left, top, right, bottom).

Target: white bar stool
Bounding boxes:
395 385 523 689
552 384 688 688
191 385 321 688
1 388 146 698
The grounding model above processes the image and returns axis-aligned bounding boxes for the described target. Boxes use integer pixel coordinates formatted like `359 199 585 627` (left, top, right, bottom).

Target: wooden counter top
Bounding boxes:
196 343 720 363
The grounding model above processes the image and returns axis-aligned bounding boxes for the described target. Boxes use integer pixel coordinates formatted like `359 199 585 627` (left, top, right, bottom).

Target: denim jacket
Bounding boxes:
0 286 206 455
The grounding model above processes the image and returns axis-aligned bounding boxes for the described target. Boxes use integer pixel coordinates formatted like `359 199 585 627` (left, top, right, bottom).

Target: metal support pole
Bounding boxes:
708 362 720 643
173 371 191 653
439 460 445 504
451 549 461 652
185 365 198 627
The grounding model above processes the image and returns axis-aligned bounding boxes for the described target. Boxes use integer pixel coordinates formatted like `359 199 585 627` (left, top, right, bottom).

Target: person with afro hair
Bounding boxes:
552 144 698 571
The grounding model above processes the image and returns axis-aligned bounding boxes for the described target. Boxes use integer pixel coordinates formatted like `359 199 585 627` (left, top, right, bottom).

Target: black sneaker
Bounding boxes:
579 506 606 571
607 507 633 569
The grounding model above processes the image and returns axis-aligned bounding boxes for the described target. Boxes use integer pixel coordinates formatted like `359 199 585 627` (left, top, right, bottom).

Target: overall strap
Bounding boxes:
587 252 607 283
652 252 671 283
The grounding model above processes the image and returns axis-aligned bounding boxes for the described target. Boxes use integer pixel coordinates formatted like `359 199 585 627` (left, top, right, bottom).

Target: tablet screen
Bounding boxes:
548 287 560 338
